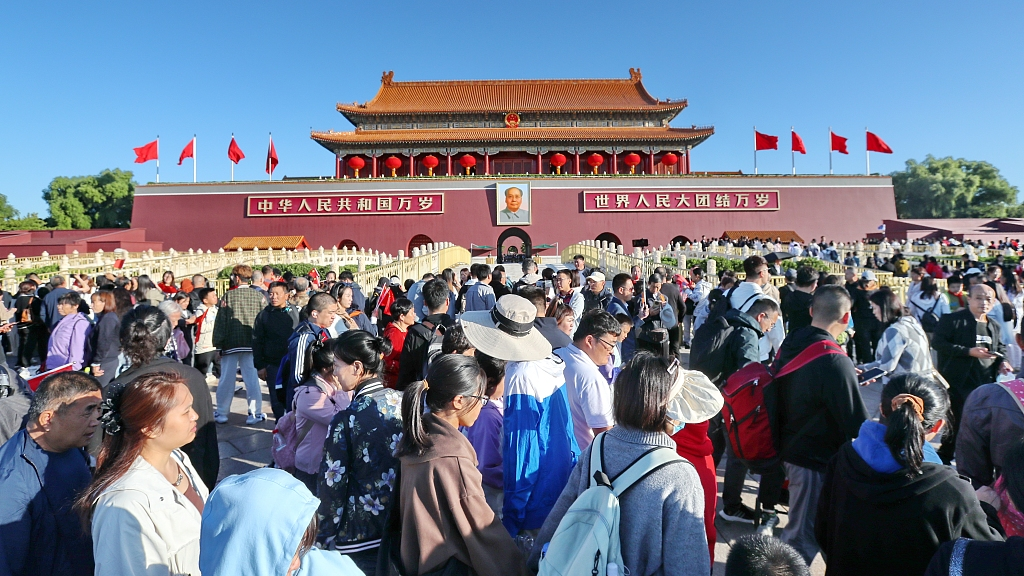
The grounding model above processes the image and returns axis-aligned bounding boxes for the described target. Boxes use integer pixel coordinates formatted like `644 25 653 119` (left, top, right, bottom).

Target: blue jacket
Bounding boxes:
200 468 362 576
606 297 644 362
502 356 580 536
0 429 93 576
282 321 331 410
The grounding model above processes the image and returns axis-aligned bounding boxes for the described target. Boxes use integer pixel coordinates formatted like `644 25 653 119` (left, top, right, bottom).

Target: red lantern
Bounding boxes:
422 154 439 176
661 152 679 166
623 152 642 174
459 154 476 175
587 153 603 175
347 156 365 178
550 153 567 175
384 156 402 177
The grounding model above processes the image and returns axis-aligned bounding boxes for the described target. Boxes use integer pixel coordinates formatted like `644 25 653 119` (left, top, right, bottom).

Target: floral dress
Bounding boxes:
317 377 403 553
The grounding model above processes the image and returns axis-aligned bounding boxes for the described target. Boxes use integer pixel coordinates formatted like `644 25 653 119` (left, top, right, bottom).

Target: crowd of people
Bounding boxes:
1 246 1024 576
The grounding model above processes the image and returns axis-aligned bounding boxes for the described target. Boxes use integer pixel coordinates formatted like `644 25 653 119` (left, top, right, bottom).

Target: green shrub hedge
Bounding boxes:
216 263 361 280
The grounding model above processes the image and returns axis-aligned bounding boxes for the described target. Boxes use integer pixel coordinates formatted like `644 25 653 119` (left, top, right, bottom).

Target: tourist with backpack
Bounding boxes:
772 285 868 565
529 353 711 576
46 292 93 371
606 273 648 362
857 288 934 419
14 280 45 368
290 339 349 493
387 354 527 576
908 275 951 337
396 278 455 390
716 298 787 531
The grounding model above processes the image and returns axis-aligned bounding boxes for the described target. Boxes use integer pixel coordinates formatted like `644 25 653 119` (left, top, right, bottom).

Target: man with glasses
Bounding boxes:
730 255 784 362
716 298 786 531
607 273 649 362
556 310 622 450
933 283 1014 463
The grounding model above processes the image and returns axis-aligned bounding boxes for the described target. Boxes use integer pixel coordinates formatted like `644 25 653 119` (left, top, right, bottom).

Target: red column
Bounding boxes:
574 152 580 175
447 153 452 176
536 152 542 174
485 152 490 175
612 152 618 174
685 149 692 174
335 155 342 179
372 155 379 178
649 152 655 175
409 154 415 177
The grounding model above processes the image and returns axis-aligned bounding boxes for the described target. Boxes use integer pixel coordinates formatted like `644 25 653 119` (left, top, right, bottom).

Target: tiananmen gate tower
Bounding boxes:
131 70 897 257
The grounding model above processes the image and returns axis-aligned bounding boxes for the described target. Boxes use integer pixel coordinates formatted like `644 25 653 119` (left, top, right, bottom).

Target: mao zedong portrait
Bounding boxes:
498 186 530 224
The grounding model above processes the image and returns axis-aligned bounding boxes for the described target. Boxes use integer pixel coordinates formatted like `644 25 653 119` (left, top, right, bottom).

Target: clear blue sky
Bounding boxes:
2 1 1022 217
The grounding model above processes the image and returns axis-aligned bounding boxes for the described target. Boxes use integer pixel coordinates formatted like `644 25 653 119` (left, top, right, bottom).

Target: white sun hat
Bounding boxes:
460 295 552 362
667 367 724 424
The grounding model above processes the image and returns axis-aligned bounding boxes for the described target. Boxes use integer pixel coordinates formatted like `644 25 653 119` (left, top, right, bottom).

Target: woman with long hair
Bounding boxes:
111 286 135 313
108 306 219 489
440 268 460 317
816 373 1002 576
292 339 350 493
135 275 163 307
382 298 416 388
858 287 935 419
77 372 207 575
90 290 121 388
158 270 178 295
330 284 376 335
316 330 400 572
393 354 526 576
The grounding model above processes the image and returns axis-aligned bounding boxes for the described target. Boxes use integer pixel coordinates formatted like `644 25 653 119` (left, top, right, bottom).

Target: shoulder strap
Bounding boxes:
589 431 605 488
774 340 846 380
611 446 684 498
996 380 1024 417
928 298 940 314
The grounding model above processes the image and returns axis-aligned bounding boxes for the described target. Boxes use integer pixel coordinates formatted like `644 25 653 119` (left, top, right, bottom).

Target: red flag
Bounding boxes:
27 363 73 392
178 138 195 165
866 131 893 154
755 131 779 151
791 131 806 154
375 286 396 321
113 258 125 270
308 268 320 288
228 137 245 164
133 140 158 163
266 137 279 174
830 131 848 154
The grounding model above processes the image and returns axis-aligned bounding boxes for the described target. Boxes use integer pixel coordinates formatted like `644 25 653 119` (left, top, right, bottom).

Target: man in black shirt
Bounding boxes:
781 266 818 333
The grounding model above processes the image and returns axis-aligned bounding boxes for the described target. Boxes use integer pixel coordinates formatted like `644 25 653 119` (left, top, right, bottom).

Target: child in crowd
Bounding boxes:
465 351 507 517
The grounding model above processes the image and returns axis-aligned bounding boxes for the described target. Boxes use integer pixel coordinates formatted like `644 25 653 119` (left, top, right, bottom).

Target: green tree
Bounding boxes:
0 214 49 231
0 194 18 221
43 169 135 229
891 156 1021 219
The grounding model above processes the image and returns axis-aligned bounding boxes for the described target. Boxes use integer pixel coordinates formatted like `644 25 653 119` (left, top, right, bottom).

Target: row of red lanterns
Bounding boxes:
345 151 679 177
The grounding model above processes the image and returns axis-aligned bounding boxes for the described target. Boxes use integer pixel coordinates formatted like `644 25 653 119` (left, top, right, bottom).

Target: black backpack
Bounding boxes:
689 315 738 386
704 286 759 327
912 298 941 333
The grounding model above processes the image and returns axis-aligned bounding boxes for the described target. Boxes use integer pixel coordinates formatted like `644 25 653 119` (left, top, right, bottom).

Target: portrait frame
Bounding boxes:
496 182 531 226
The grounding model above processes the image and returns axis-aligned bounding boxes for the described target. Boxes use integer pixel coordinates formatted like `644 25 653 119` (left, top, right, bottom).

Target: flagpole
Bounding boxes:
828 127 833 175
156 135 160 183
230 133 235 182
193 135 197 183
791 126 795 175
865 127 870 176
753 126 758 175
268 133 272 182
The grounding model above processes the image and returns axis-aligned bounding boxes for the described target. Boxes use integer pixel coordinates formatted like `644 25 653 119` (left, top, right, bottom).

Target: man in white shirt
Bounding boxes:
555 310 622 450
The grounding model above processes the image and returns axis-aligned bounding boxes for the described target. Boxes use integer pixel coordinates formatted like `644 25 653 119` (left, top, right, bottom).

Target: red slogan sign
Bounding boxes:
582 190 780 212
247 193 444 217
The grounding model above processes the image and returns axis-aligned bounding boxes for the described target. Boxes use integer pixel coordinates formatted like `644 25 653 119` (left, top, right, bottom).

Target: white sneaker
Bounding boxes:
245 413 267 426
214 413 229 424
235 384 244 393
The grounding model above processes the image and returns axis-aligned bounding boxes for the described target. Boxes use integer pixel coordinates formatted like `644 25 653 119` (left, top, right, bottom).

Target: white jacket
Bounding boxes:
194 304 218 355
92 451 208 576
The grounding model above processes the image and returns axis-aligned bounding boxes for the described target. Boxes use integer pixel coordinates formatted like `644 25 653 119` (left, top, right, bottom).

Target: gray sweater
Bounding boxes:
528 426 709 576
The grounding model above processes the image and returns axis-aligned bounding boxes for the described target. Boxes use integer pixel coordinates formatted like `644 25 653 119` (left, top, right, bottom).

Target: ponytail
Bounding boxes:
880 373 949 478
300 338 335 383
332 330 391 376
397 354 486 457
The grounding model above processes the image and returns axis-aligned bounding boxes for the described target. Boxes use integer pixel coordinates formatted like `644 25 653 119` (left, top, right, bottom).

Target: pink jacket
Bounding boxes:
294 377 351 474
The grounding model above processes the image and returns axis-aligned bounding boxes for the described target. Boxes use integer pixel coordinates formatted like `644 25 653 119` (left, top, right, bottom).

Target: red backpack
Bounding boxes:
721 340 846 462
